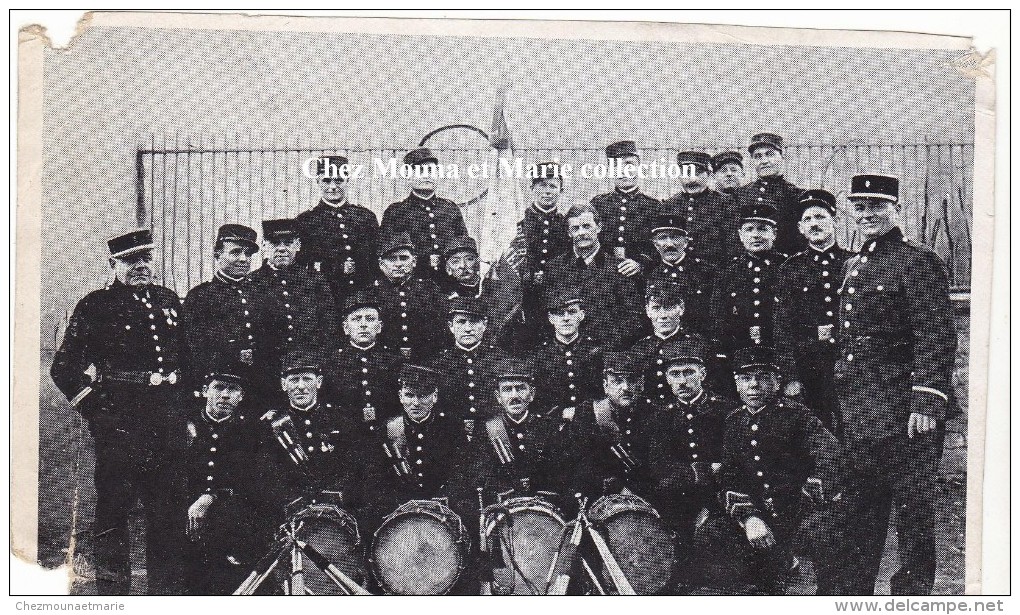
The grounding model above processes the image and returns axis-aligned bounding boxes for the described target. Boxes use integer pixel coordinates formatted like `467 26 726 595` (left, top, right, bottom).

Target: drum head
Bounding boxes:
597 508 675 595
489 503 565 595
292 509 363 595
372 513 464 595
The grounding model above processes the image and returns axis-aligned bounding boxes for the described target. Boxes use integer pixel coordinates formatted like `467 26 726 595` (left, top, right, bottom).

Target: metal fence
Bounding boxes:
44 140 975 349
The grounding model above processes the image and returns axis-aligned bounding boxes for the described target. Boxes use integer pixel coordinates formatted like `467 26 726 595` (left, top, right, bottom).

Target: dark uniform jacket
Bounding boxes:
662 189 741 269
570 397 655 499
719 399 842 531
645 255 713 336
184 406 266 556
833 227 957 441
324 341 402 437
381 192 468 276
182 273 267 392
530 334 603 417
735 176 805 257
258 401 373 524
368 275 446 361
590 188 661 268
520 203 571 282
711 250 787 356
51 281 184 441
468 411 579 502
249 262 338 373
295 199 380 301
629 327 710 404
372 413 474 518
646 391 734 530
440 275 526 356
544 247 645 350
429 341 510 426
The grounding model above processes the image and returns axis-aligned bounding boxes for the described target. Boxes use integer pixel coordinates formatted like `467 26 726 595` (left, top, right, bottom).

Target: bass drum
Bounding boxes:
588 494 676 595
370 500 469 595
287 503 364 595
484 496 566 595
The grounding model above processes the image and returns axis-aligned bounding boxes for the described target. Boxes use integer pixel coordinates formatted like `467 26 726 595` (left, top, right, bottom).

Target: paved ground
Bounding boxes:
34 305 970 595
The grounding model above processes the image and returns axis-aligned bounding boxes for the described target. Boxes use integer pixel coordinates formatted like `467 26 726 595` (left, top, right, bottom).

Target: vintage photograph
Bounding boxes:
16 12 989 597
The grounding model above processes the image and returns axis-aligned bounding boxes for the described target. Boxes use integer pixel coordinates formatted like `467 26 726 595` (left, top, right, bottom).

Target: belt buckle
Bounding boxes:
149 372 163 386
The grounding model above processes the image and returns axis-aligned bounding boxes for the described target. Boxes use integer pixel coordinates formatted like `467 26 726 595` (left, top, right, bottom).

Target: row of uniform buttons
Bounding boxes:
839 241 878 361
745 405 775 516
131 289 176 374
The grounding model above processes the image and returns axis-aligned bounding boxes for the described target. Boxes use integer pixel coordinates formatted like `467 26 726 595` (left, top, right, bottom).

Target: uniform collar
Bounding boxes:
660 252 687 268
506 410 531 426
555 332 580 347
808 241 837 256
615 186 639 196
290 400 319 414
455 340 483 353
530 201 559 216
349 340 376 352
654 326 681 342
321 197 348 208
214 270 247 285
742 398 781 416
406 410 435 427
409 189 436 203
863 226 904 253
675 390 705 408
203 407 235 424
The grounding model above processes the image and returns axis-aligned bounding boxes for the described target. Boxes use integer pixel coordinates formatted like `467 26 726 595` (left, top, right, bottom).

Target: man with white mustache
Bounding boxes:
773 190 853 431
734 133 806 257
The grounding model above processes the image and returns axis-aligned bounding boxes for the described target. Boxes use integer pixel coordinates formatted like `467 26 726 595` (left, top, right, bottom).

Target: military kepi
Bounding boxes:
849 174 899 203
341 290 379 317
404 147 439 168
281 349 321 376
493 358 534 383
603 351 641 375
651 210 689 235
662 337 709 366
206 353 250 386
377 230 416 256
732 346 780 373
315 155 349 177
442 235 478 259
399 363 441 391
108 229 155 259
748 133 784 155
447 295 485 318
605 140 638 159
546 286 583 311
677 151 712 172
798 189 838 216
262 218 300 242
531 161 563 184
217 224 259 253
712 150 744 171
740 200 779 225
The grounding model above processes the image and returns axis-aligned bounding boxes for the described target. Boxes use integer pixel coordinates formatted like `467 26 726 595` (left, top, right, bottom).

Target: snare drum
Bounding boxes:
588 494 676 595
370 500 469 595
484 496 566 595
287 503 364 595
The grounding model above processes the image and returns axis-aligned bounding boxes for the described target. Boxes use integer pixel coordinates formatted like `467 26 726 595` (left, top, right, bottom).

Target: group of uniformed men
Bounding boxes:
51 133 958 596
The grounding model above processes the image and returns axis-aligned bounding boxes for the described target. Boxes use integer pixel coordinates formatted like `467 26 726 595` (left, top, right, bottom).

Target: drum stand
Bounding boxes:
233 517 371 596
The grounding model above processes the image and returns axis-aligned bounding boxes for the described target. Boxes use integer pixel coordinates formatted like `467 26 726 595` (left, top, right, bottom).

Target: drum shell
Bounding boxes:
485 497 565 595
370 500 469 595
588 494 676 595
287 504 364 595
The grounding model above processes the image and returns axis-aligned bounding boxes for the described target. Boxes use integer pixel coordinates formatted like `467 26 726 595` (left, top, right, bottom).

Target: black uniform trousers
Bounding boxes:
87 409 184 595
836 428 945 595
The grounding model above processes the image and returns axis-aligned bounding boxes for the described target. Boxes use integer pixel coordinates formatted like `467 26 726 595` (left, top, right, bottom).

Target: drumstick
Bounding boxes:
296 540 372 595
583 514 636 595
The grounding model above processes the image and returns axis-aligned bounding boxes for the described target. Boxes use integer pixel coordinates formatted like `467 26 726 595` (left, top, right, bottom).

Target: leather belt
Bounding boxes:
104 369 180 386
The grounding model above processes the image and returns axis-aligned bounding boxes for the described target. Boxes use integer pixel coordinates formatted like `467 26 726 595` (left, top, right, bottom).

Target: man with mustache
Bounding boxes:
429 296 509 439
645 337 734 592
181 356 263 595
569 351 655 499
381 147 468 280
323 291 402 437
712 150 747 196
182 224 269 402
629 284 710 404
589 140 660 276
368 230 446 361
296 155 380 302
831 174 957 595
51 229 185 594
529 286 603 422
773 191 853 431
734 133 806 256
663 151 741 271
544 203 645 349
695 346 842 595
645 210 713 337
710 201 787 362
250 218 338 399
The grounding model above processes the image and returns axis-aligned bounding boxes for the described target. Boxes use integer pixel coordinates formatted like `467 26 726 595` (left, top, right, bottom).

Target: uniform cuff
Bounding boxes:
912 385 948 402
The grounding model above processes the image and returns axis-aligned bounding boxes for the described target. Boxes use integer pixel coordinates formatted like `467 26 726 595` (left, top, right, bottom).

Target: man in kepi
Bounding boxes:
695 346 842 595
182 224 267 400
381 147 468 279
368 230 446 361
51 229 184 594
644 211 713 337
712 150 746 196
734 133 805 256
589 140 660 275
323 291 402 437
182 356 263 595
663 151 740 270
832 174 957 595
773 190 853 431
519 162 571 333
251 218 338 389
296 155 380 301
